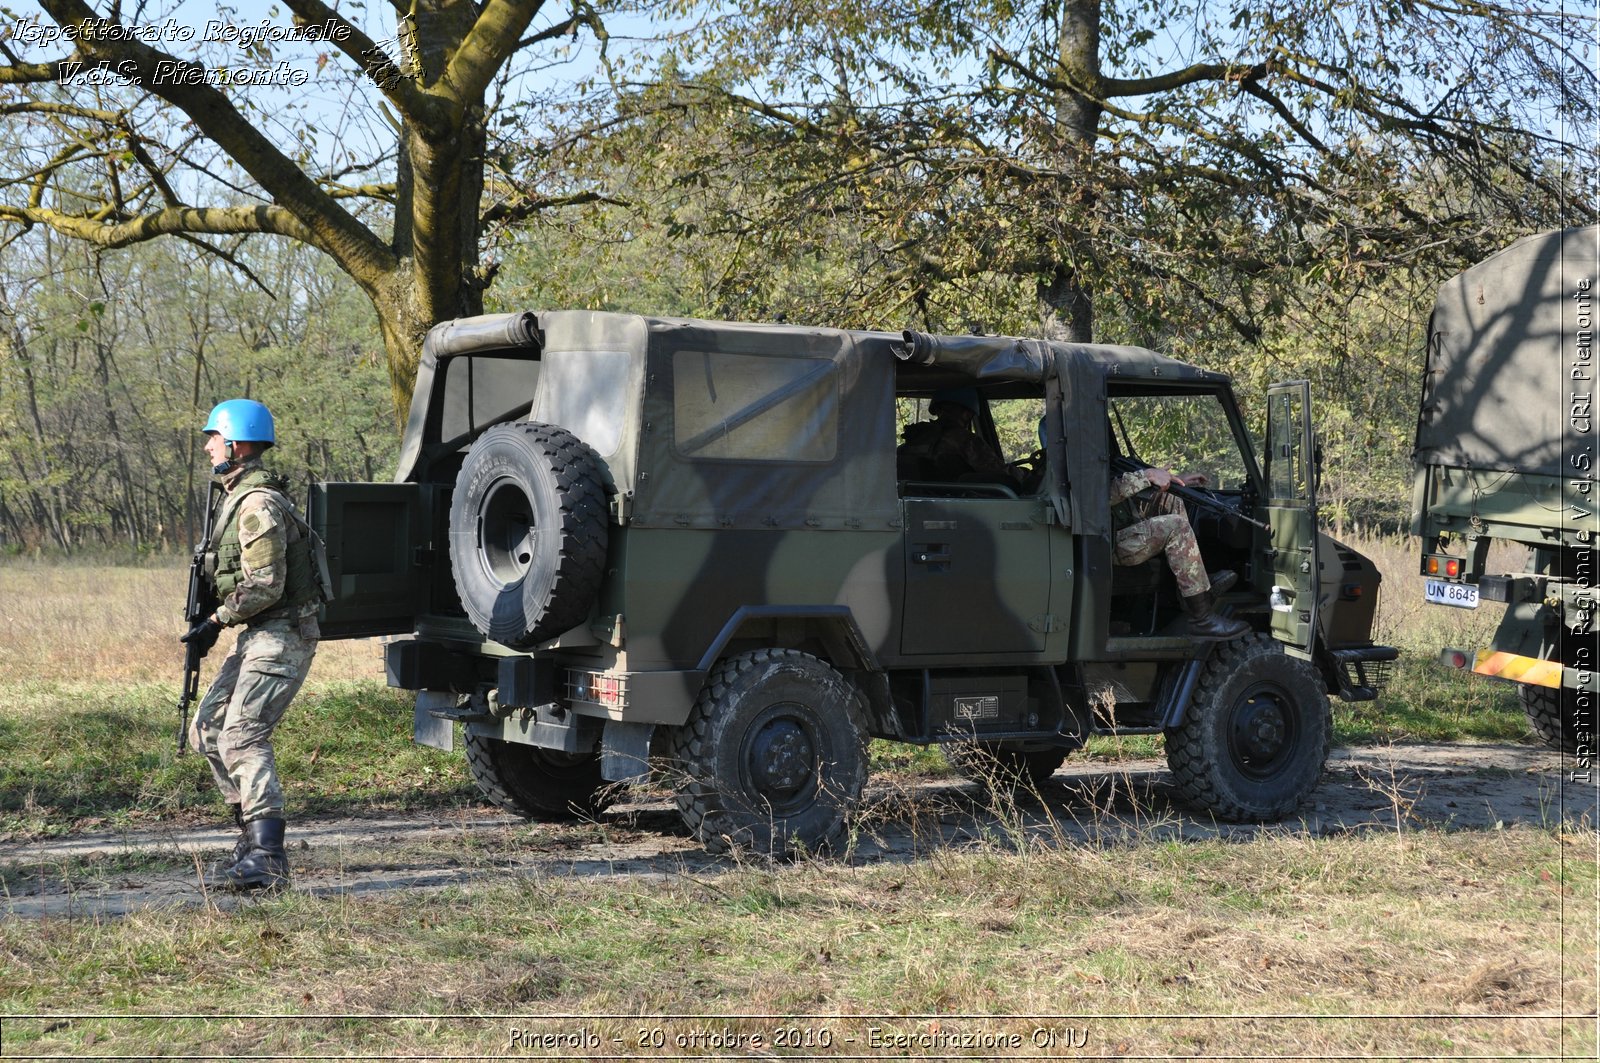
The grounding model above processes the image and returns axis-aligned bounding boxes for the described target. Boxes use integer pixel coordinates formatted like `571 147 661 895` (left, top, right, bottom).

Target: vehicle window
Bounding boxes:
893 396 1046 463
437 355 539 445
989 398 1048 461
1109 392 1251 491
1265 388 1311 500
674 350 838 462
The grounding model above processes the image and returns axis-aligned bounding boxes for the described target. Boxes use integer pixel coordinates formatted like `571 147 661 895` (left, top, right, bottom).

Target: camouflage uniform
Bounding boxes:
897 418 1014 484
189 459 319 822
1110 469 1209 598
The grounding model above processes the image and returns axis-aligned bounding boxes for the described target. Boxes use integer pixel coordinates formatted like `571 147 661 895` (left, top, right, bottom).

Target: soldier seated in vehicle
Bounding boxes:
1111 463 1249 642
897 388 1017 486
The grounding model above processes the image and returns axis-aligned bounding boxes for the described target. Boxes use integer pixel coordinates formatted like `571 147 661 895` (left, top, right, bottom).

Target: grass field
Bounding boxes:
1 539 1595 1059
0 536 1531 838
1 828 1594 1057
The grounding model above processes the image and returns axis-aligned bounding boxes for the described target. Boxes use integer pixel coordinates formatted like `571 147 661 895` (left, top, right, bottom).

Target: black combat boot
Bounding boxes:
204 803 249 888
1181 590 1250 642
1207 569 1239 596
223 817 290 892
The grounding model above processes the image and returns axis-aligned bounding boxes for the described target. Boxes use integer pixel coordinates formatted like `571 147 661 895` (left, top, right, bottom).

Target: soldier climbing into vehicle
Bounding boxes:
1110 458 1249 642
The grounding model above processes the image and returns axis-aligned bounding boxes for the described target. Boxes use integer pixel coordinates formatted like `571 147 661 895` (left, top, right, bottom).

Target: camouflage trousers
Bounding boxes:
190 614 319 821
1114 493 1209 598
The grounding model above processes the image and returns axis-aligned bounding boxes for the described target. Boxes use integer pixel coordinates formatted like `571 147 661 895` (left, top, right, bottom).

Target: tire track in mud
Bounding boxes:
2 742 1593 919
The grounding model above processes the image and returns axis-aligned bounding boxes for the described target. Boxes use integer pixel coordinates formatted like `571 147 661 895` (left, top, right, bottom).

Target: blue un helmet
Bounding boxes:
203 399 275 448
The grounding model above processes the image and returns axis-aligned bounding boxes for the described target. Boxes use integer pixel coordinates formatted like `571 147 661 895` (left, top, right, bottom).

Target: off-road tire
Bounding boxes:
944 742 1068 789
1166 634 1330 821
464 732 615 820
1518 685 1581 754
449 421 608 649
671 649 868 855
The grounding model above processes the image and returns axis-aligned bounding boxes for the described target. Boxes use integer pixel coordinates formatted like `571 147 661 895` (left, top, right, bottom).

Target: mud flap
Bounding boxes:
413 690 458 751
601 721 654 782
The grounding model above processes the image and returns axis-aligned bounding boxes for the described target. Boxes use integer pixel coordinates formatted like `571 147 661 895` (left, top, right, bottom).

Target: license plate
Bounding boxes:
1425 578 1479 609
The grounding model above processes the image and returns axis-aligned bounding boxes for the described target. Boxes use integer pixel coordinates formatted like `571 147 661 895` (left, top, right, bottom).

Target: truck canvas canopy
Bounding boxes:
1417 225 1600 478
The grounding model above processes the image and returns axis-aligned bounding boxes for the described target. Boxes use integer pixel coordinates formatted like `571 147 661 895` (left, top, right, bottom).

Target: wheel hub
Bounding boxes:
1231 692 1290 775
480 479 537 584
748 717 816 803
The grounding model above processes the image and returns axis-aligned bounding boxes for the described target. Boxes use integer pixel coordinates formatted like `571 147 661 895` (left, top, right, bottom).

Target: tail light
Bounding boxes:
1425 554 1463 579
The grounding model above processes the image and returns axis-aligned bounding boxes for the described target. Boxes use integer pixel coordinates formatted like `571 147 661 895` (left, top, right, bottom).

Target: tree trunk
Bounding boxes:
1038 267 1094 343
360 0 491 417
1038 0 1105 344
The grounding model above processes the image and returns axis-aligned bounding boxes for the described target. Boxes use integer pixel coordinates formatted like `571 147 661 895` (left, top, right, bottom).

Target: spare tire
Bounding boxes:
449 421 609 648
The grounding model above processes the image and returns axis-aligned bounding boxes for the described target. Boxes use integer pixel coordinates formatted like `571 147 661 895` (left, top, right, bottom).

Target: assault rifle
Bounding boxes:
1111 454 1271 533
178 483 222 754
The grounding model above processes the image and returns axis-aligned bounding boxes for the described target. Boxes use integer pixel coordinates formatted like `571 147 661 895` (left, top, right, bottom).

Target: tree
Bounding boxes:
0 227 399 551
0 0 625 408
606 0 1596 343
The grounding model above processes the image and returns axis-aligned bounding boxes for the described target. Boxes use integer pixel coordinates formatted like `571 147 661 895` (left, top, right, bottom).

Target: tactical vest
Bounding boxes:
210 469 320 613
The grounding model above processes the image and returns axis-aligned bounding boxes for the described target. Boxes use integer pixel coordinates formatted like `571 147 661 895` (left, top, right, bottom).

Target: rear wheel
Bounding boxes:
1518 685 1581 754
944 742 1068 789
464 732 614 820
1166 634 1330 821
671 650 868 855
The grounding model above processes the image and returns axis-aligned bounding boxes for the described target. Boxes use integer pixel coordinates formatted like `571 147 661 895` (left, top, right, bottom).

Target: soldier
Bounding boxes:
1111 465 1248 641
897 388 1015 484
179 399 320 891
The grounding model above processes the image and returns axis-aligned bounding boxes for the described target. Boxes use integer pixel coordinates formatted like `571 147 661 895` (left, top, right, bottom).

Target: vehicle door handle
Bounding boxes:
914 546 951 564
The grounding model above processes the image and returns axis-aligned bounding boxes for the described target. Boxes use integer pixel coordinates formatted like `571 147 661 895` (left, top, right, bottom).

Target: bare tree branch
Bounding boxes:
36 0 397 286
442 0 546 105
278 0 446 132
0 202 316 245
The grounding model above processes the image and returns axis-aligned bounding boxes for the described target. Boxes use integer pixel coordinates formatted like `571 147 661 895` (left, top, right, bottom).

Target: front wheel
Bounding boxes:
1166 634 1331 821
671 650 868 855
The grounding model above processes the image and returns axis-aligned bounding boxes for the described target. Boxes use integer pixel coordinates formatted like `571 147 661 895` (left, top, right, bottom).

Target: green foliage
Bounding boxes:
491 0 1593 529
0 232 399 550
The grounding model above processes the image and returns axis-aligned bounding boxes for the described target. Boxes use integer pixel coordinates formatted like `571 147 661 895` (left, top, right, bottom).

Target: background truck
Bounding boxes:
1412 225 1600 754
312 312 1397 852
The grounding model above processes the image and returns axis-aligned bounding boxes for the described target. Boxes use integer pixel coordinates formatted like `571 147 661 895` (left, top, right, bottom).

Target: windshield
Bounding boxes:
1109 391 1252 492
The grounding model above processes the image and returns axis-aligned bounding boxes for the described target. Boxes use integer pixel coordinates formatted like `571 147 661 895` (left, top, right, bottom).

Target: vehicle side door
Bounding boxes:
900 493 1053 657
1262 381 1320 651
307 482 426 639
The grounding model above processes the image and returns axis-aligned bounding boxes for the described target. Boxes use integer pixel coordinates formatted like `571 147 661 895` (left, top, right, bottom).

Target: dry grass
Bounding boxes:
0 557 381 686
0 828 1593 1058
0 560 462 838
1348 529 1519 655
0 532 1527 687
0 552 1595 1058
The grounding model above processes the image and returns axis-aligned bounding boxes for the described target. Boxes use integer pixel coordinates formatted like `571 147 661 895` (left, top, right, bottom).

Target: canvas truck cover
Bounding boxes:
628 317 900 531
395 310 1230 534
1416 226 1600 477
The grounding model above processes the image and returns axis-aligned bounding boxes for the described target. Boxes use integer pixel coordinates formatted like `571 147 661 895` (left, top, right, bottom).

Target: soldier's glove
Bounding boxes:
181 616 223 657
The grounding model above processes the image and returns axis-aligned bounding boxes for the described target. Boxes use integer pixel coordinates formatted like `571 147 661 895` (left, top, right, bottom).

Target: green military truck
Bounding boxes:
1413 225 1600 756
312 312 1397 851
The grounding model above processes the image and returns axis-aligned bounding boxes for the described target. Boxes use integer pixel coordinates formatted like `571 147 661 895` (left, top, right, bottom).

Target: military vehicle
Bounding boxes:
311 312 1397 852
1413 225 1600 755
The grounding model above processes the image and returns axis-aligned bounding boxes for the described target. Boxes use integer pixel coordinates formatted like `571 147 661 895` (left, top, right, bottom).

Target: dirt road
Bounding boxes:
2 742 1592 919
